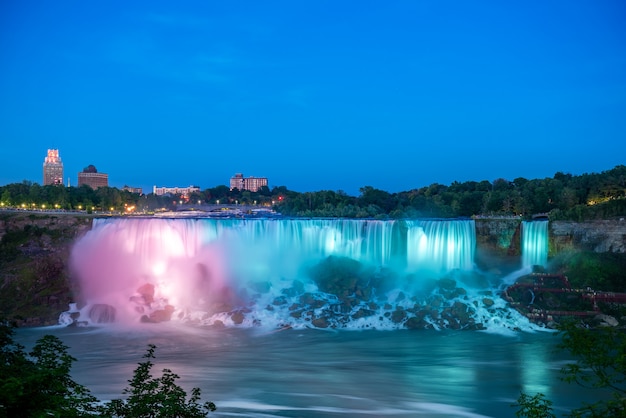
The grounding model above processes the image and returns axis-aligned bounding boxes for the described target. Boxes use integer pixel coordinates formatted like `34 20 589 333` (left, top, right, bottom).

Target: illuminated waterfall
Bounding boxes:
521 220 549 268
67 217 489 328
406 219 476 272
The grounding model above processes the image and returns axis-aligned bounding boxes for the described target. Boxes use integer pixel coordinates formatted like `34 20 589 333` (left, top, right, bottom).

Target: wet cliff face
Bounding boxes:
469 218 626 275
473 218 522 273
474 218 626 256
0 213 93 326
474 219 521 255
550 220 626 254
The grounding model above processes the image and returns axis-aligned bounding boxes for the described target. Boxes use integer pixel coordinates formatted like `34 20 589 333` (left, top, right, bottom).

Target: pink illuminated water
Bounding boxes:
66 217 543 331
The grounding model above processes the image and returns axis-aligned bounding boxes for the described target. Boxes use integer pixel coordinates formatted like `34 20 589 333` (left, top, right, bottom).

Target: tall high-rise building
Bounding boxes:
229 173 268 192
43 149 64 185
78 165 109 189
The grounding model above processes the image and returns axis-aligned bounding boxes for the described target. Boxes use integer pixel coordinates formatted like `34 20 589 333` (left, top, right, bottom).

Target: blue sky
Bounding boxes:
1 1 625 196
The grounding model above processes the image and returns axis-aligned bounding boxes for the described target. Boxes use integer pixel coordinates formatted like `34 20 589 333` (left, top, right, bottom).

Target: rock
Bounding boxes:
594 314 618 327
272 296 288 306
312 317 329 328
299 292 318 306
405 316 426 329
391 308 407 323
351 308 375 320
231 310 245 324
146 305 175 323
136 283 155 305
308 256 370 301
482 298 495 307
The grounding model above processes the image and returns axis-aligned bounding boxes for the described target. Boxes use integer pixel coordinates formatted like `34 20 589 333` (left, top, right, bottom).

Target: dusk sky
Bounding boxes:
1 1 625 196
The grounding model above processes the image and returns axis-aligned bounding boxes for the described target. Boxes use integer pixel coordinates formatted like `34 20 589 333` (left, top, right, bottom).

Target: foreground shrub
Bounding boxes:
0 325 216 417
515 322 626 417
0 326 98 417
102 344 216 417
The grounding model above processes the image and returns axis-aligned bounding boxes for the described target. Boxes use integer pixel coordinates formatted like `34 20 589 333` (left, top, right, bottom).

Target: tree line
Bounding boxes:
1 165 625 220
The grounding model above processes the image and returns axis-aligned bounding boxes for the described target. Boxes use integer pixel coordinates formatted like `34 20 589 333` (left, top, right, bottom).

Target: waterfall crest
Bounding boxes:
521 220 549 269
64 217 543 331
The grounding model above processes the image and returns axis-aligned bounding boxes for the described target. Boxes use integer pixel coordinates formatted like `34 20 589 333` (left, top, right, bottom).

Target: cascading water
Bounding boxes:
406 220 476 272
63 217 541 331
521 220 549 269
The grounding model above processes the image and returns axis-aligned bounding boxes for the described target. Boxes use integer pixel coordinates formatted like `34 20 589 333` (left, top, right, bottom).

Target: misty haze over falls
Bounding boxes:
65 218 549 331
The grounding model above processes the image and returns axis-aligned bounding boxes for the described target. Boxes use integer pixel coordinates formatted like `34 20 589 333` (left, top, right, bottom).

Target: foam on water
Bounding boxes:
65 217 543 332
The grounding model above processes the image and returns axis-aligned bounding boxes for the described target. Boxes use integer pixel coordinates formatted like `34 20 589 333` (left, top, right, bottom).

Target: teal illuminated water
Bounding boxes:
19 217 582 416
521 221 549 269
15 325 608 417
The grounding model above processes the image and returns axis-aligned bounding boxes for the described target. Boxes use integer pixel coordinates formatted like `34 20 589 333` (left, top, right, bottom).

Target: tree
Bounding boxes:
0 325 216 418
0 326 99 417
512 393 556 418
102 344 216 418
0 190 10 206
515 323 626 417
557 322 626 417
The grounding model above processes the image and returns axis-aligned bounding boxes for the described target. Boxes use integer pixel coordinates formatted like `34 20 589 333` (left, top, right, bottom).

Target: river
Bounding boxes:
15 324 608 417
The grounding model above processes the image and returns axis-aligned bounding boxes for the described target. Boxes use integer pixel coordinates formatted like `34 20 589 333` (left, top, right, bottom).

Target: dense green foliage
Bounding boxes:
103 344 216 418
0 215 82 325
552 252 626 293
513 393 556 418
558 322 626 417
0 325 216 417
0 326 99 417
2 165 624 219
515 323 626 417
275 165 626 219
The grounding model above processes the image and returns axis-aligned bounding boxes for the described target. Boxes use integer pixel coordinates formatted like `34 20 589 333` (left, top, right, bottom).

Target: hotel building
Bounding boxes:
78 165 109 189
152 185 200 197
229 173 269 192
43 149 64 185
123 186 143 195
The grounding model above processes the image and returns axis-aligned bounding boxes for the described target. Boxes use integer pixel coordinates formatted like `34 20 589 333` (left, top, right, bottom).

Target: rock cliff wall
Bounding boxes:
550 220 626 254
474 218 522 256
473 218 626 256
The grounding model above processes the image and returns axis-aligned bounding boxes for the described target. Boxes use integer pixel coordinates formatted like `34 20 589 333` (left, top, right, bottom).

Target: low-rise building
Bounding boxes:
78 165 108 189
230 173 268 192
152 185 200 197
123 186 143 195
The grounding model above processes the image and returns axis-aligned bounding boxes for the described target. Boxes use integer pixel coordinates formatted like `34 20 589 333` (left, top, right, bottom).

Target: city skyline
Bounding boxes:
1 1 625 196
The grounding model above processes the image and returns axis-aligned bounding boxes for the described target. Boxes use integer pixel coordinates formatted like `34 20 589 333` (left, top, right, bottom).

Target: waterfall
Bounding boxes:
67 217 507 329
521 220 549 269
83 218 474 279
406 219 476 272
